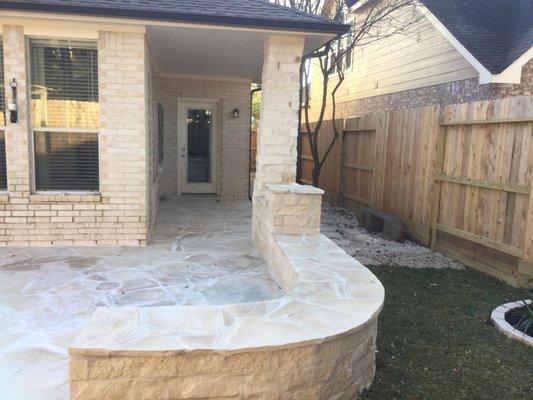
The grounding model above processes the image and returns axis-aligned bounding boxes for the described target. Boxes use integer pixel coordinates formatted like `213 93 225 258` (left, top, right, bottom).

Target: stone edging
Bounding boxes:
491 300 533 347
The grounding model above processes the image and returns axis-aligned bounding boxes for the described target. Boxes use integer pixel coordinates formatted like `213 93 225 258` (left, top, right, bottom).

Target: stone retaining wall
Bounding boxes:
70 184 384 399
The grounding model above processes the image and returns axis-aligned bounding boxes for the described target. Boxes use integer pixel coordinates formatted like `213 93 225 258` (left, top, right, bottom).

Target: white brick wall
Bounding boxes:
0 28 151 245
158 77 251 199
0 25 255 245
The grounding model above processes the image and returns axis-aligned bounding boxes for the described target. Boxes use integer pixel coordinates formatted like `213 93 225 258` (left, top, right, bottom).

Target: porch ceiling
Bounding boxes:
147 25 333 82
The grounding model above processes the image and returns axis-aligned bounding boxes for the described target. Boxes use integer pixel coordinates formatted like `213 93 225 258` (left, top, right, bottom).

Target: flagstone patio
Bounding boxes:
0 197 281 400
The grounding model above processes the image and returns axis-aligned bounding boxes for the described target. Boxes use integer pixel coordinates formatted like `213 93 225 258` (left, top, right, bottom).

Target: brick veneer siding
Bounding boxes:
0 28 152 246
158 77 251 199
494 58 533 98
145 40 159 229
315 58 533 118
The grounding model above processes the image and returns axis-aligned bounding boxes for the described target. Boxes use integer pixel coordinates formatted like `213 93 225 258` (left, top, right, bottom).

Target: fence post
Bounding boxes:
430 110 446 250
519 142 533 283
335 119 345 206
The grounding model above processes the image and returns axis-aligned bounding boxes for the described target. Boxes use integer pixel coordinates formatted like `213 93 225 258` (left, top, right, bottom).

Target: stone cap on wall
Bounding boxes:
70 233 384 356
265 183 324 195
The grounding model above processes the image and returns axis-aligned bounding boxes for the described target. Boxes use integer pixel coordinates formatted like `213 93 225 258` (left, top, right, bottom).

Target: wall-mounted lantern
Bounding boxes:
232 108 239 119
8 79 18 123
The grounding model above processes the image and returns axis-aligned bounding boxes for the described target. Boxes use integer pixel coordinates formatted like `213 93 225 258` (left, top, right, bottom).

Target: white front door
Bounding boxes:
177 99 219 194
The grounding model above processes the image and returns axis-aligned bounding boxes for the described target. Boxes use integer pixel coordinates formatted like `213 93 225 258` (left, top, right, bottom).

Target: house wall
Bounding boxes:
0 25 151 245
306 6 532 120
145 40 159 230
158 76 251 199
307 6 478 119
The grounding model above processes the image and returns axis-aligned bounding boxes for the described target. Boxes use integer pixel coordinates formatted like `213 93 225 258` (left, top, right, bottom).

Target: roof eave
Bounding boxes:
419 3 527 84
0 2 350 35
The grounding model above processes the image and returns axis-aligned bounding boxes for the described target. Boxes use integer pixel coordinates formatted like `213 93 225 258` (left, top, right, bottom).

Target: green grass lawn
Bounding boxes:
361 266 533 400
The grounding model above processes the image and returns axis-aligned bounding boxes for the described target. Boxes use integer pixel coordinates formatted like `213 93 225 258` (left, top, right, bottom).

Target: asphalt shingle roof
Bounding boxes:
420 0 532 74
0 0 348 34
345 0 532 74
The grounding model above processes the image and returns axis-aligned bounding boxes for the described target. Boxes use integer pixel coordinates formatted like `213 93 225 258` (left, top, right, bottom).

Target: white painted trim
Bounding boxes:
490 47 533 84
159 72 252 83
419 3 530 85
176 97 221 196
347 0 376 12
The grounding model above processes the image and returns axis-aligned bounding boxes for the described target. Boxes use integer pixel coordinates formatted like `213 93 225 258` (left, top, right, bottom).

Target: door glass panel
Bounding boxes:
187 109 212 183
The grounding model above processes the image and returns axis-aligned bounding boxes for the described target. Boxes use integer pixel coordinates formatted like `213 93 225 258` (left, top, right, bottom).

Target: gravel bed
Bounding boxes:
321 203 464 270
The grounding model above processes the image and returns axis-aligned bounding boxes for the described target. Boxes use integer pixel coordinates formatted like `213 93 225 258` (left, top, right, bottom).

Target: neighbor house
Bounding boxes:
307 0 533 119
0 0 348 246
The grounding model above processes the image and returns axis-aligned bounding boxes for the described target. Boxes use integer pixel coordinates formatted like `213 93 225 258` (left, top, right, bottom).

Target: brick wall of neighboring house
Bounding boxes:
158 77 251 199
0 27 154 246
494 58 533 98
325 58 533 118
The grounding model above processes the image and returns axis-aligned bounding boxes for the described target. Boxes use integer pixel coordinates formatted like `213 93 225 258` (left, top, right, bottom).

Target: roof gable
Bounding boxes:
420 0 532 74
345 0 532 75
0 0 348 34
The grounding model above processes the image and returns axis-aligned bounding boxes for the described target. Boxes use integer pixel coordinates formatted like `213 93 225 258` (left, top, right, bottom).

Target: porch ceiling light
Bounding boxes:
232 108 239 119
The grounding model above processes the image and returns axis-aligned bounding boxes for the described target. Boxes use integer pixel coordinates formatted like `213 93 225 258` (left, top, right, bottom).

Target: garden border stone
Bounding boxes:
491 300 533 347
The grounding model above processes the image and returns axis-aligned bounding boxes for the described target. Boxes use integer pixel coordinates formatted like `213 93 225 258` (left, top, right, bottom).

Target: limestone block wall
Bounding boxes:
158 76 251 199
253 35 304 197
0 27 151 245
70 320 378 400
69 182 383 400
252 183 324 290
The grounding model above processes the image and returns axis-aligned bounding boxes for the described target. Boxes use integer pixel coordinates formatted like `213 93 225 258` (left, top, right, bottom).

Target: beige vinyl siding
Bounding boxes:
308 8 478 114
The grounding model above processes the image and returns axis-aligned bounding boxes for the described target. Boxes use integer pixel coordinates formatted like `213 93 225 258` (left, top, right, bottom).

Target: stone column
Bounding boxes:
253 35 305 198
2 25 31 198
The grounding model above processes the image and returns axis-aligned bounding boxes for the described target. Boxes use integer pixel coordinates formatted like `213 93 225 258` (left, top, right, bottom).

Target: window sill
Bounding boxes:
29 193 102 204
0 193 8 204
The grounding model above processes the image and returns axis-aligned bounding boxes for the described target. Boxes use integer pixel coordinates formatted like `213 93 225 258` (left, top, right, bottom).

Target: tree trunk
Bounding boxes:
312 165 321 187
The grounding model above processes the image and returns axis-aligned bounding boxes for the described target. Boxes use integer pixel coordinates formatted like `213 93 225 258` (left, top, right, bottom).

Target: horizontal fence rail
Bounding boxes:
298 96 533 287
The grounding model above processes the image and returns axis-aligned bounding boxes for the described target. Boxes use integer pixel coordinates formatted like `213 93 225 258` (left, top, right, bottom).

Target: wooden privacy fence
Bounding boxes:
299 96 533 287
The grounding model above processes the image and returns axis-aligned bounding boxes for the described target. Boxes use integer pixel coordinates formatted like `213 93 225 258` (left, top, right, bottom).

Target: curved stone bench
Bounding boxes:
70 185 384 399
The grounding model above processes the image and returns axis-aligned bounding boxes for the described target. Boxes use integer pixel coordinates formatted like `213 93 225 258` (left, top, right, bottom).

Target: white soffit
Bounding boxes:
147 25 334 82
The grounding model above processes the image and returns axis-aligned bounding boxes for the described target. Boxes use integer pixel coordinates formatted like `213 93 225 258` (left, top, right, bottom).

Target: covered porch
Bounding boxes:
146 22 336 221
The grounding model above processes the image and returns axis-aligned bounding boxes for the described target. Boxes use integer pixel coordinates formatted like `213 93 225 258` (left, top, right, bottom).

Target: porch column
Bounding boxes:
253 35 305 198
2 25 31 197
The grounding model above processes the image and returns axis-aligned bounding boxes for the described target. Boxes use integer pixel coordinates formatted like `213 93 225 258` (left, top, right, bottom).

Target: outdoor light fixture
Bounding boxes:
232 108 239 118
8 78 18 123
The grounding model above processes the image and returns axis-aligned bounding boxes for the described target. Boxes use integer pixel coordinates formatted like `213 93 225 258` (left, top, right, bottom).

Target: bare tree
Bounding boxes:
271 0 420 186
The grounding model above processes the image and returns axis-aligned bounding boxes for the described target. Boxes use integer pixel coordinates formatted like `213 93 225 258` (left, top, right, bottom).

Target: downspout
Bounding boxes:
249 86 262 201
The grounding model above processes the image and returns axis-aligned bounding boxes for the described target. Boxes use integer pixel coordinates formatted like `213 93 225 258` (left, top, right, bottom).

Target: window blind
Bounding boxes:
34 131 99 191
158 104 164 163
0 42 7 190
29 39 99 129
0 41 5 126
29 39 99 191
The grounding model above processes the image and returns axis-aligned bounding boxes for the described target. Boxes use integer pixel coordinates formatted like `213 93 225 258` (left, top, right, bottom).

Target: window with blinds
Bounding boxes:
29 39 99 191
0 41 7 190
0 41 6 126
